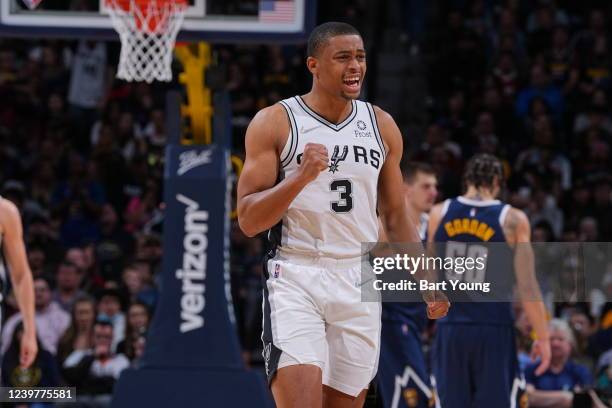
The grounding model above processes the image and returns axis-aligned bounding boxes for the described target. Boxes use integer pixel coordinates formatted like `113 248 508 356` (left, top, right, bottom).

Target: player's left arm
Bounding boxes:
1 199 37 368
507 207 551 375
374 106 449 319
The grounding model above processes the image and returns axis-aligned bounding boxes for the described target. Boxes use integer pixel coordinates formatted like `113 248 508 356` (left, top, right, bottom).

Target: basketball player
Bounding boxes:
0 197 37 370
428 154 550 408
237 22 449 408
377 162 437 408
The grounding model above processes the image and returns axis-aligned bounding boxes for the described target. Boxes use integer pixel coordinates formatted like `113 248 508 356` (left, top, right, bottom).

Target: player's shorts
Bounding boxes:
262 251 381 397
377 320 434 408
433 324 526 408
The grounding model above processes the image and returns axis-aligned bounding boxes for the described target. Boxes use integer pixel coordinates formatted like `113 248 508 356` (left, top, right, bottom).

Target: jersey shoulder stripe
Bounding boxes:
365 102 386 160
278 100 299 168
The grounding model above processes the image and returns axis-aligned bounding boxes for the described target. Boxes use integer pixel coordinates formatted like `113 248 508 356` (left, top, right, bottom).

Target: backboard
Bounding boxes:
0 0 315 42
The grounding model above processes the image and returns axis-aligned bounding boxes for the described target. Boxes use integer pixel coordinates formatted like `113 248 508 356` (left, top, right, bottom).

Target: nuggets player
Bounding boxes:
0 197 37 375
377 162 438 408
237 22 449 408
428 154 550 408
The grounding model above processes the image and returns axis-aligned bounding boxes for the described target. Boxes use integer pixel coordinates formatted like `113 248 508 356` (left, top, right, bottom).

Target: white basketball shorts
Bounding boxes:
262 251 381 397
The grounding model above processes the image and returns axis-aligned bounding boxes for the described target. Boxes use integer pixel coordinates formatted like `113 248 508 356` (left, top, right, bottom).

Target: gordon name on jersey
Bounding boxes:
270 96 386 258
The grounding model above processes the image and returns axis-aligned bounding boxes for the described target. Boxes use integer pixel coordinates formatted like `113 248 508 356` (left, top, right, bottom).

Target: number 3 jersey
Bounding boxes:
433 196 515 325
269 96 386 259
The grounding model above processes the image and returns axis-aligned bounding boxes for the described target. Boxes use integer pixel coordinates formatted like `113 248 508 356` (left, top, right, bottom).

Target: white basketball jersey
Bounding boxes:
269 96 386 259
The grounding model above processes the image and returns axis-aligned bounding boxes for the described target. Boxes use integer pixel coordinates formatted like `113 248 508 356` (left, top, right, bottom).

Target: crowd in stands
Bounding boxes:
418 0 612 405
0 0 608 406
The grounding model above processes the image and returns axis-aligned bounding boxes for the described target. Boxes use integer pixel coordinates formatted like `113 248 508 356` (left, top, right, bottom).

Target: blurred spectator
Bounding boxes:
526 190 564 238
516 64 564 122
68 40 108 111
96 287 125 352
526 319 593 407
61 318 129 408
96 204 135 281
579 216 599 241
515 114 572 191
116 301 150 360
53 261 86 313
526 2 568 57
570 310 597 369
120 263 157 309
27 242 51 279
2 322 61 388
547 26 572 86
1 277 70 356
492 51 520 103
57 295 96 364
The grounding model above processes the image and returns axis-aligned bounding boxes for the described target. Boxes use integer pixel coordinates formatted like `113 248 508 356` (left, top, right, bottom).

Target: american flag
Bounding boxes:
259 1 295 23
21 0 43 9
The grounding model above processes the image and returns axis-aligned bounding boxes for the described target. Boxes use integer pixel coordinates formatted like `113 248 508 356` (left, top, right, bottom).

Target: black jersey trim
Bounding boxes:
294 96 357 131
366 102 386 161
278 101 297 168
281 102 299 168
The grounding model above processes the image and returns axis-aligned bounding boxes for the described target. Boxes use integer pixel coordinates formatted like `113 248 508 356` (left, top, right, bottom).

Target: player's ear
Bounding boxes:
306 56 318 76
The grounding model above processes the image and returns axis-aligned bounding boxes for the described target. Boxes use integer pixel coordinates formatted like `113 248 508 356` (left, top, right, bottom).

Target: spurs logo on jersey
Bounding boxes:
296 144 381 173
269 96 387 258
328 145 348 173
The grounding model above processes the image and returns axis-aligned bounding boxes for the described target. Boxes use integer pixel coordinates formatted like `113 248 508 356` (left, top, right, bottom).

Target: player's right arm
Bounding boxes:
506 207 551 376
426 202 444 248
0 199 37 368
237 105 328 237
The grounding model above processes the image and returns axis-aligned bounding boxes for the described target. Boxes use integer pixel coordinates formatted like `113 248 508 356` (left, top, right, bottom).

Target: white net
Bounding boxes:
105 0 187 83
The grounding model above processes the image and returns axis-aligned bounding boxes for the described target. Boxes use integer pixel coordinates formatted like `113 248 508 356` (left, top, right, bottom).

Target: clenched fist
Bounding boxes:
297 143 329 183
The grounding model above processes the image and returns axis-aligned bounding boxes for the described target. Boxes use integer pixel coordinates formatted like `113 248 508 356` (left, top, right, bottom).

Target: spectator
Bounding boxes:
57 295 97 364
96 204 135 281
515 114 572 191
96 287 125 352
27 242 51 279
578 216 599 241
127 332 146 368
2 322 61 388
61 318 129 407
570 310 597 369
120 263 156 309
53 261 86 313
65 245 95 278
515 64 564 122
547 26 572 86
116 301 150 360
492 51 520 103
1 277 70 356
526 319 593 407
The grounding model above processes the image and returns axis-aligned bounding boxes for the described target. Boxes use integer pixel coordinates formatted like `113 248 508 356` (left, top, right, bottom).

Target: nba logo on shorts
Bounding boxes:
274 264 281 278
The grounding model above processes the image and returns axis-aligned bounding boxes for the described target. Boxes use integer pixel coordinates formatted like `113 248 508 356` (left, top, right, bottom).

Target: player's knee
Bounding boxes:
272 365 323 408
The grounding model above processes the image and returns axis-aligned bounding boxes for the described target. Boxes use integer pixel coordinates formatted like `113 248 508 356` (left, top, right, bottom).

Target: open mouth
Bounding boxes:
343 75 361 90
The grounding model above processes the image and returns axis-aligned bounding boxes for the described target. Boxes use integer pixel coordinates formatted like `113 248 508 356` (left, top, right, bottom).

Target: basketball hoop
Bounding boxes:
105 0 188 83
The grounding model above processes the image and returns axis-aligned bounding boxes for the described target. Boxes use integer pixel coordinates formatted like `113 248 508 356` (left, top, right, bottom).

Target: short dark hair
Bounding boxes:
463 154 504 190
307 22 362 57
34 276 54 290
58 261 80 274
94 316 114 329
402 161 435 184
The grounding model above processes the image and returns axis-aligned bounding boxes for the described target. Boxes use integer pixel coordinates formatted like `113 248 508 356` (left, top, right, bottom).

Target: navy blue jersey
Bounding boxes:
433 196 514 326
